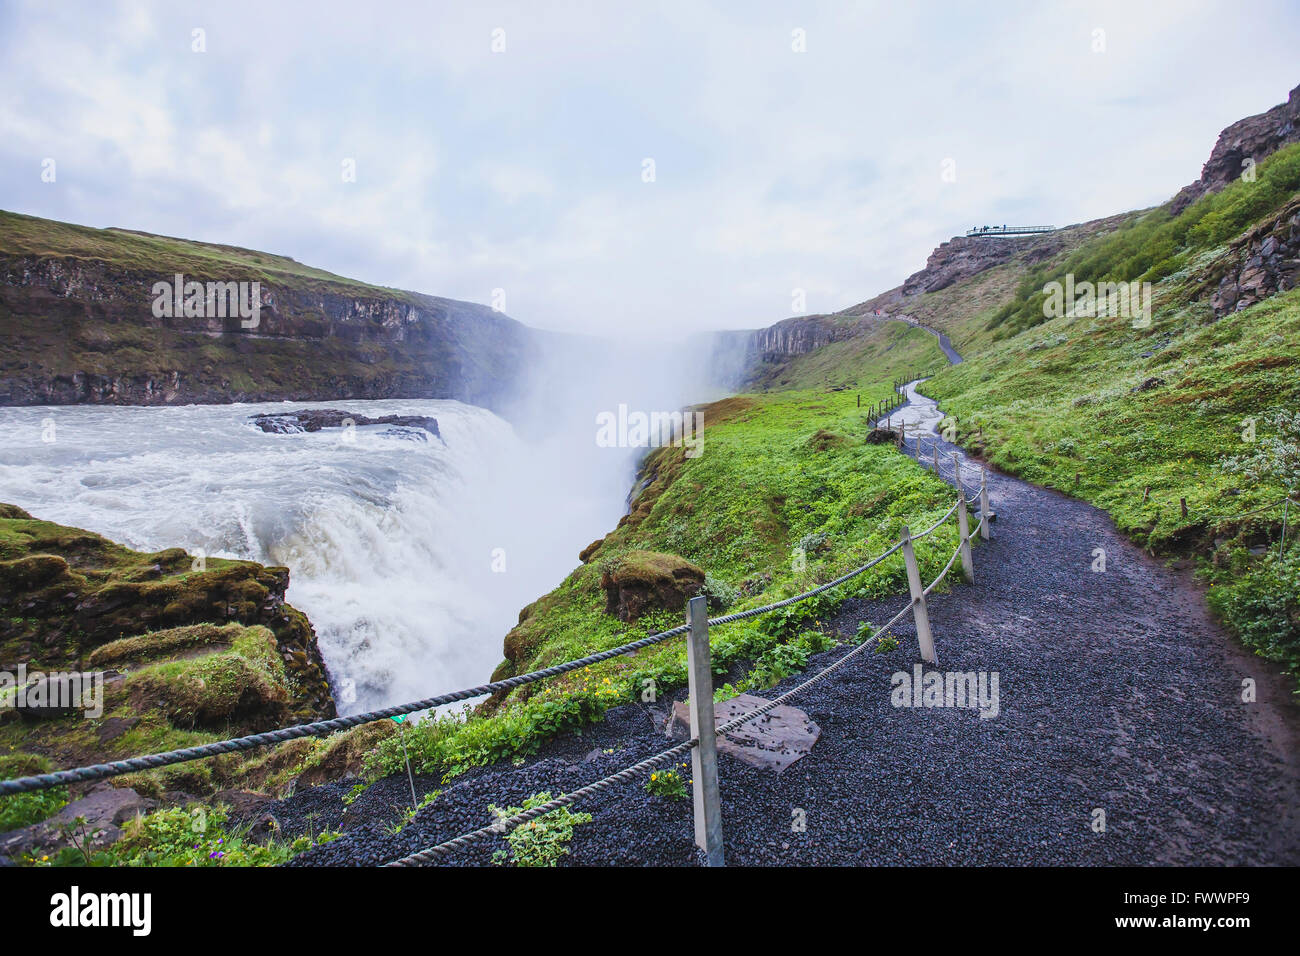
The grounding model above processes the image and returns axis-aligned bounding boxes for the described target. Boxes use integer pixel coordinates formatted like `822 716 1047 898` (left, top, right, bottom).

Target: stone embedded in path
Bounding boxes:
666 692 820 773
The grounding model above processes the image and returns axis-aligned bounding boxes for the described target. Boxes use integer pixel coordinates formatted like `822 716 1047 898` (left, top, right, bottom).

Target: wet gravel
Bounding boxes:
281 388 1300 867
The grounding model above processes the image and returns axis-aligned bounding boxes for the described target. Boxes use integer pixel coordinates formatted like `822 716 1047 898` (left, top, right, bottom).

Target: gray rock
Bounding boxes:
667 692 821 773
0 787 154 862
48 786 156 830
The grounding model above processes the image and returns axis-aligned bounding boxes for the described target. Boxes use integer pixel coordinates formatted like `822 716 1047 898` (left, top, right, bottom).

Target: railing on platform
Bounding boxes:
965 225 1055 237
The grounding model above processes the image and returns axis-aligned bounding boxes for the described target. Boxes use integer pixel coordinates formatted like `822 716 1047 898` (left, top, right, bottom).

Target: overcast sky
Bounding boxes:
1 0 1297 338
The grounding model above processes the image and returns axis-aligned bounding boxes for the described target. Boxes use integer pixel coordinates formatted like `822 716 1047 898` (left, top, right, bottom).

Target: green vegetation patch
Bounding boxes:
984 142 1300 338
364 372 968 785
927 275 1300 685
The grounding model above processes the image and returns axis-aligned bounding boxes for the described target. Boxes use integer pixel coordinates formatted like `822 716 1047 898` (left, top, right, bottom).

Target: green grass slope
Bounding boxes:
748 313 947 390
0 210 409 299
919 150 1300 683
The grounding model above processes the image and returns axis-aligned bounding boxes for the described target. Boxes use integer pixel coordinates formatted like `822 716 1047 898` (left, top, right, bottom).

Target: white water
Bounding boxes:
0 398 642 714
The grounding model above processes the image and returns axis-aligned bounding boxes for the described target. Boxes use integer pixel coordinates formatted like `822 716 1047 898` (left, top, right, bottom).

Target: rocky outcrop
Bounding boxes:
736 314 874 386
250 408 441 438
0 504 334 721
1172 83 1300 215
599 550 705 623
901 232 1066 296
750 315 867 356
1209 196 1300 316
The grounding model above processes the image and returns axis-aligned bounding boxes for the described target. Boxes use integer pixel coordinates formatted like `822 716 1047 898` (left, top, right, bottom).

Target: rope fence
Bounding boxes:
2 376 999 868
387 504 989 867
880 376 1293 555
0 459 977 798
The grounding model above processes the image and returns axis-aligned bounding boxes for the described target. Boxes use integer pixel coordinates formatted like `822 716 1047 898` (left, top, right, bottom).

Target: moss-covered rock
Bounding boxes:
87 622 245 669
126 627 289 732
0 508 333 721
598 550 705 622
578 538 604 563
0 505 344 808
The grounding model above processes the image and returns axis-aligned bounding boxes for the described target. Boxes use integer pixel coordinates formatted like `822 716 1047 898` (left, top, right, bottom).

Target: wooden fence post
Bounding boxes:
685 595 724 866
979 468 991 541
932 443 940 473
956 486 974 584
899 526 937 664
1281 498 1290 559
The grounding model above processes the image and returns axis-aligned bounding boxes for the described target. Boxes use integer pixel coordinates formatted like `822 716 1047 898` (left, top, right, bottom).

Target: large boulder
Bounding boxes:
599 550 705 622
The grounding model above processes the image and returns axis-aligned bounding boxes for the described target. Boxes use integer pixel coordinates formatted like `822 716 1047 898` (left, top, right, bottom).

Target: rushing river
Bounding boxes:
0 399 634 714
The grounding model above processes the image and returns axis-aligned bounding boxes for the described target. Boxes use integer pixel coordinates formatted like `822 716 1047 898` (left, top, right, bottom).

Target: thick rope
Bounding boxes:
0 491 965 796
385 533 963 867
384 740 699 866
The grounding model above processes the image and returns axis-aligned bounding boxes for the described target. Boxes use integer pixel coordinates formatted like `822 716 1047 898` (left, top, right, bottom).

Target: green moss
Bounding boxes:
126 627 289 732
87 622 249 669
603 550 702 586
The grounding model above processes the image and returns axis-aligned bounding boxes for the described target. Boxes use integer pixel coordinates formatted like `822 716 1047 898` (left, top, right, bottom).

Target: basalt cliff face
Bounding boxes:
713 314 878 390
1171 83 1300 214
750 314 866 356
0 212 540 411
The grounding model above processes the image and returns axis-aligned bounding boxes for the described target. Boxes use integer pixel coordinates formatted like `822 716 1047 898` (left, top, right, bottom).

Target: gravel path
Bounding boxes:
891 313 964 365
282 382 1300 866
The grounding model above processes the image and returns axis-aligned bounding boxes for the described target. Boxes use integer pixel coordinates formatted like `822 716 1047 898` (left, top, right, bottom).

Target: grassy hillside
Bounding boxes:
748 320 945 391
916 150 1300 683
927 287 1299 677
0 210 409 299
983 142 1300 338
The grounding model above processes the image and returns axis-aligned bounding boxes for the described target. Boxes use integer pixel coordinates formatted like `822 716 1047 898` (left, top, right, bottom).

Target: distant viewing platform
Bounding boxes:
966 224 1057 237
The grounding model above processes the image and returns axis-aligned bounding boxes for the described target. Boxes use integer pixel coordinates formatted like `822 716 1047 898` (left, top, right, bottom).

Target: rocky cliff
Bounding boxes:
750 314 869 356
1209 194 1300 315
898 231 1067 296
0 211 541 411
1171 83 1300 214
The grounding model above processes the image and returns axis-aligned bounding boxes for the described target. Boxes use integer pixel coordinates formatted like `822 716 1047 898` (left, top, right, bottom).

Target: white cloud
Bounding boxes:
0 0 1297 337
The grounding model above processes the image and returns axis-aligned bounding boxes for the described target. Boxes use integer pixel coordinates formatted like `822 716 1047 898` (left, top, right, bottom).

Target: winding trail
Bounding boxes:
283 377 1300 867
893 313 963 365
